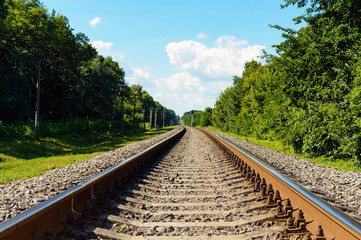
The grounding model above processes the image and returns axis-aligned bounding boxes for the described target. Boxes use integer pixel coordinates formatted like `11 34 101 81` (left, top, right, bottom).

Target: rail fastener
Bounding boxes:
0 127 186 240
197 128 361 240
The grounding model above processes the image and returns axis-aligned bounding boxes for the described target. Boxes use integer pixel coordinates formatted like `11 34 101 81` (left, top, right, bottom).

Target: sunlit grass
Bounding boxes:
206 126 361 172
0 153 100 184
0 126 176 184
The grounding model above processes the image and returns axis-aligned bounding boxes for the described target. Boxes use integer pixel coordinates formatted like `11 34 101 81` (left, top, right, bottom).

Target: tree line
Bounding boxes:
0 0 177 139
183 0 361 163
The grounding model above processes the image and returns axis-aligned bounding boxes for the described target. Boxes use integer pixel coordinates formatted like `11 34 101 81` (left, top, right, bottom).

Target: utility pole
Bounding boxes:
191 110 194 127
109 86 122 133
143 109 146 131
120 90 124 137
154 109 158 129
163 111 165 128
34 47 41 139
149 107 153 129
132 93 137 128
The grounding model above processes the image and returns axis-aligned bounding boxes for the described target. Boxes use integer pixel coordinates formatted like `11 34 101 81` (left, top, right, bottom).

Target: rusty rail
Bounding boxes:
0 127 185 240
198 128 361 240
2 126 360 240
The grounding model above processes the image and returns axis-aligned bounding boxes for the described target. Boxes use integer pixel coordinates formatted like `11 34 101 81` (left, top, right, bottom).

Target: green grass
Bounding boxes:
0 126 176 184
206 126 361 172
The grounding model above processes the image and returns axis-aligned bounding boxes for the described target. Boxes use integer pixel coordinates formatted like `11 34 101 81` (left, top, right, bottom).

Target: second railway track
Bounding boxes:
1 127 361 239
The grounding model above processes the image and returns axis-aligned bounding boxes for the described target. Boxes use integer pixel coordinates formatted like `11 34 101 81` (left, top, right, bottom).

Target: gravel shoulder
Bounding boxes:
211 130 361 220
0 126 182 223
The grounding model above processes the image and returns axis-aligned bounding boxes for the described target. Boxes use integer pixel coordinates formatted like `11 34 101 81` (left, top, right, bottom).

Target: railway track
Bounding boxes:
1 127 361 239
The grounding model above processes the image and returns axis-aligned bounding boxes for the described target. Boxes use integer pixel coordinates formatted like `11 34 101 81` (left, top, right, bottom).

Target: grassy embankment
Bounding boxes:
206 126 361 172
0 126 176 184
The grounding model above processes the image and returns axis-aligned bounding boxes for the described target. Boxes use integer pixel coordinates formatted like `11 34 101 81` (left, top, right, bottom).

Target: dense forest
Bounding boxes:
0 0 177 139
183 0 361 163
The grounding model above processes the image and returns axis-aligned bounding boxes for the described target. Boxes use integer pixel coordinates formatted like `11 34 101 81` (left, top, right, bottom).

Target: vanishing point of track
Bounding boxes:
0 127 361 239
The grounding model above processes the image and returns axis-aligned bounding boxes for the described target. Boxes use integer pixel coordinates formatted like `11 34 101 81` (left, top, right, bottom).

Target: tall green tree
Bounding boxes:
208 0 361 162
274 0 361 158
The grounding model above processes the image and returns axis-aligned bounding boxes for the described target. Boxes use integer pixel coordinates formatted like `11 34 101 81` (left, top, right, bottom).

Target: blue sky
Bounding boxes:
43 0 305 116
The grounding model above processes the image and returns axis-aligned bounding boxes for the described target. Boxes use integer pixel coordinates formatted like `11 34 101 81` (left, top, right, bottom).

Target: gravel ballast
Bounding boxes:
0 126 181 223
1 126 360 226
211 130 361 219
67 127 285 239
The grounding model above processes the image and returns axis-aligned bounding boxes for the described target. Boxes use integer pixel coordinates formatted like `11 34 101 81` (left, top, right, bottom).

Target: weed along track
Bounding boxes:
1 127 361 239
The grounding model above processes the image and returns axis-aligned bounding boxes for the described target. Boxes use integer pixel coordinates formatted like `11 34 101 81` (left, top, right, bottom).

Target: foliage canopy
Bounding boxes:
0 0 177 139
184 0 361 163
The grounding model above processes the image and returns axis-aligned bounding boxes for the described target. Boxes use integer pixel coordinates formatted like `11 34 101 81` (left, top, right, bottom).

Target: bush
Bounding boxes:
0 118 125 140
15 123 33 138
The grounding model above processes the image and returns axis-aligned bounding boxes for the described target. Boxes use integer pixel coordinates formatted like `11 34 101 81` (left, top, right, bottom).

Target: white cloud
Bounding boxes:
89 40 114 55
152 87 215 115
196 33 210 39
166 40 206 66
133 67 152 80
166 36 265 79
156 72 202 92
125 67 153 86
206 80 230 93
89 17 101 28
150 72 223 115
215 35 248 48
122 36 266 115
126 67 219 115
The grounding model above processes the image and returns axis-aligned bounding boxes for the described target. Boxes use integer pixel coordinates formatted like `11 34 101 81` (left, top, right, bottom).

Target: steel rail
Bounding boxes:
0 127 185 240
198 128 361 240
